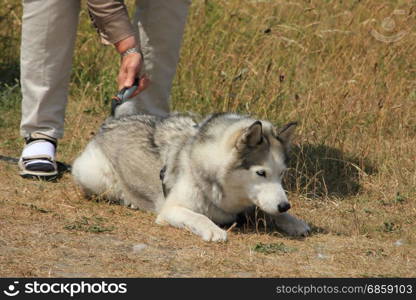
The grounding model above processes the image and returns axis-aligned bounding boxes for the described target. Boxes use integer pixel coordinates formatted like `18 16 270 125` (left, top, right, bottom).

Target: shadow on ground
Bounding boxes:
0 62 19 87
285 143 377 198
0 62 20 110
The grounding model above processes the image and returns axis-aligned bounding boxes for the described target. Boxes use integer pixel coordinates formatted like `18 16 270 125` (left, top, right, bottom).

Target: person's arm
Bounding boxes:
87 0 134 45
88 0 149 95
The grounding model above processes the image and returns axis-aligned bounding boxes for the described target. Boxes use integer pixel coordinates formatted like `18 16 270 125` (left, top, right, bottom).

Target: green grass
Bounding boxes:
64 216 115 233
253 242 298 254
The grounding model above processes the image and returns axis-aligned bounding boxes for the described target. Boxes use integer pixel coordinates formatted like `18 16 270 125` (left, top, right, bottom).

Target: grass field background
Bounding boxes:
0 0 415 277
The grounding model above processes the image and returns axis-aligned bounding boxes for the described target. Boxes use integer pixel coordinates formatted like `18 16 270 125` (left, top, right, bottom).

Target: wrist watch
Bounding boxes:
121 46 142 58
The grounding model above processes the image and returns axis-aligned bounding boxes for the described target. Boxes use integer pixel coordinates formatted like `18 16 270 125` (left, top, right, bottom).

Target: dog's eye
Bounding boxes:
256 170 266 177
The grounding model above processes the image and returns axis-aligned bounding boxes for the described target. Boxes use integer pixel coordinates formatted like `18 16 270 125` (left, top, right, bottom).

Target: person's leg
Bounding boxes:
19 0 80 178
116 0 191 117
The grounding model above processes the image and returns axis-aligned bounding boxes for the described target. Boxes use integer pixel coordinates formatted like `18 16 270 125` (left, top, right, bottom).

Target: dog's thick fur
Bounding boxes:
72 113 310 241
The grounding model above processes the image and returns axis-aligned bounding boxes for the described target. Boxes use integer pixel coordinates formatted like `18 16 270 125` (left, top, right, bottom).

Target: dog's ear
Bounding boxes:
236 121 263 150
274 122 297 149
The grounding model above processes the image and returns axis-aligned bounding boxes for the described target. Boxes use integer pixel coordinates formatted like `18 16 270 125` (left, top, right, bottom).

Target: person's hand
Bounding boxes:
115 36 150 98
118 52 150 97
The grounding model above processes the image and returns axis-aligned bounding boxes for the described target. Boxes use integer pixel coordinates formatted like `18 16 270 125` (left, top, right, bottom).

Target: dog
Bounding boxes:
71 112 310 241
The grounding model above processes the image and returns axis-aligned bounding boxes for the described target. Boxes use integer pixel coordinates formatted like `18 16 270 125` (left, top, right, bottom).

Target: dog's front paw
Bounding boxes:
283 220 311 237
200 226 228 242
273 213 311 237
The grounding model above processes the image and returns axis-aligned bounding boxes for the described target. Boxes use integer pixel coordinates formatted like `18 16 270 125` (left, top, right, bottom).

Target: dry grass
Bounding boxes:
0 0 415 277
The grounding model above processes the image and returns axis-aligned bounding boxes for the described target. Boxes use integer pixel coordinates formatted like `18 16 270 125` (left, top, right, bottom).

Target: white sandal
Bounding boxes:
18 133 58 180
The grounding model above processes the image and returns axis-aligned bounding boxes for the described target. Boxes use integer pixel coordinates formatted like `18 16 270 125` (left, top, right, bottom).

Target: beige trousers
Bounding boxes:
20 0 190 139
116 0 191 117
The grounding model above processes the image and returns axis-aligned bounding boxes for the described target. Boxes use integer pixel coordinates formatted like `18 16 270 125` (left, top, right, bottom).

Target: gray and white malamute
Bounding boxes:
72 113 310 241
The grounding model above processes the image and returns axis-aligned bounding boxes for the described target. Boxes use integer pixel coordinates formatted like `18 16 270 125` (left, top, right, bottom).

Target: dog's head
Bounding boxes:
225 120 296 215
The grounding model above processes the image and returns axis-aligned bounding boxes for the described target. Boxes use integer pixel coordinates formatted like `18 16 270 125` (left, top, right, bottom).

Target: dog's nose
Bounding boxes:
278 202 291 213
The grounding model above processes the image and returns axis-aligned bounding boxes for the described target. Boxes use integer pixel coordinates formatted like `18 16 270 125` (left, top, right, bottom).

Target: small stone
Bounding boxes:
317 253 328 259
132 243 148 253
394 240 404 247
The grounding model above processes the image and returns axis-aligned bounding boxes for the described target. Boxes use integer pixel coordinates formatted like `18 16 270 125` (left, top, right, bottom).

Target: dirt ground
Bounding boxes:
0 153 415 277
